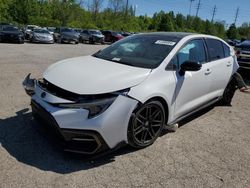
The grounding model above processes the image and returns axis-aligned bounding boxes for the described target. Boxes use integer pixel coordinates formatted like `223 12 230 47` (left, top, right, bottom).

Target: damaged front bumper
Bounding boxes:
22 74 138 155
22 73 36 96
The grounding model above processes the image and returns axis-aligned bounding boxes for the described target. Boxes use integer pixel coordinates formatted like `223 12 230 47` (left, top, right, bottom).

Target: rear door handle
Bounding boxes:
205 69 212 75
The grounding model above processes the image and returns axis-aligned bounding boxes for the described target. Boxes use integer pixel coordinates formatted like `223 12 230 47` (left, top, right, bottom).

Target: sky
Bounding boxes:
100 0 250 27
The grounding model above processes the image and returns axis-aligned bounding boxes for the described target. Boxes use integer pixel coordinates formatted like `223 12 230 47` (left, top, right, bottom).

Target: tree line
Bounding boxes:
0 0 250 39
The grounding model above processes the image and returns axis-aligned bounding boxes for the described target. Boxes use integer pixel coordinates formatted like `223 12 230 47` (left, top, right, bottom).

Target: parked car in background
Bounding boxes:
101 30 124 43
24 25 39 40
227 39 240 46
46 27 56 35
0 22 13 30
53 27 79 44
23 32 238 155
73 28 82 37
235 39 250 69
30 28 54 44
79 29 105 44
0 25 24 43
120 31 132 37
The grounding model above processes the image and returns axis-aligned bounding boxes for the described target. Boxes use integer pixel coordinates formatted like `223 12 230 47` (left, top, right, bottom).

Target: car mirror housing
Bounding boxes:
179 61 202 76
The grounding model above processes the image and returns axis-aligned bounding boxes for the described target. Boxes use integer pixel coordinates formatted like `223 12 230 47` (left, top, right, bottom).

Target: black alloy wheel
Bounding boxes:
128 101 165 148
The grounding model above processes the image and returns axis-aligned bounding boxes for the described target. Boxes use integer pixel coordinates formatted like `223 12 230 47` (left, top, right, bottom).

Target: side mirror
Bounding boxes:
179 61 202 76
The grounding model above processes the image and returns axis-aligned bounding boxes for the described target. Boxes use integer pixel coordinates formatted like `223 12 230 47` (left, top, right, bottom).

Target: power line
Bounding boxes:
189 0 195 16
234 7 239 25
195 0 201 17
211 5 217 22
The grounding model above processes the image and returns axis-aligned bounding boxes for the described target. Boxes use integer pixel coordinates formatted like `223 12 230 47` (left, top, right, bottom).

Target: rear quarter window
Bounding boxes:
205 39 225 61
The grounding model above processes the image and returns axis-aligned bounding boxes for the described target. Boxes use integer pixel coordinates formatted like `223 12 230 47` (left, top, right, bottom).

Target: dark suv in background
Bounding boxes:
235 40 250 69
53 27 79 44
0 25 24 44
101 30 124 43
79 29 104 44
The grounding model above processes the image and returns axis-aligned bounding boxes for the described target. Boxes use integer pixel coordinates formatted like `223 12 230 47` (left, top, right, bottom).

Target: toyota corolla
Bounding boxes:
23 32 239 154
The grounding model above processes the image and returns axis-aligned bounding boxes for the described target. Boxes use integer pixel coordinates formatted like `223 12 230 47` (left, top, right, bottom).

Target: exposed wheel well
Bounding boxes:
145 97 169 124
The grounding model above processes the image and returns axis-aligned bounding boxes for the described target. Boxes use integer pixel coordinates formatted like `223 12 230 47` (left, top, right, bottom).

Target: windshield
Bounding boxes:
61 28 74 33
3 26 19 32
47 28 55 32
89 30 102 35
93 34 178 69
33 29 50 34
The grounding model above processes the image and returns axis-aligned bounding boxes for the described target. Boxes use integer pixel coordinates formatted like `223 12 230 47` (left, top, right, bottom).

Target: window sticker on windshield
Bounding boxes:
112 57 121 61
155 40 176 46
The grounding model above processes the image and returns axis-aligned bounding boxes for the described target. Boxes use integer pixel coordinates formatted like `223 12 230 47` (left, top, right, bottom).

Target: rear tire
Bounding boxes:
220 77 237 105
127 101 165 148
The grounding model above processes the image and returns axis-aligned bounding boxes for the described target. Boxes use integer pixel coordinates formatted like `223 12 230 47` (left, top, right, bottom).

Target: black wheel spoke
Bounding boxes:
152 119 162 124
134 125 143 136
136 117 144 125
151 110 161 119
141 130 148 142
151 123 161 127
148 128 154 139
138 114 146 121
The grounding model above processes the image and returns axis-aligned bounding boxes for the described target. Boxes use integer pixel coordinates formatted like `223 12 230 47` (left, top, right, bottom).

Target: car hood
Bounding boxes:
34 33 52 38
43 55 151 95
237 40 250 49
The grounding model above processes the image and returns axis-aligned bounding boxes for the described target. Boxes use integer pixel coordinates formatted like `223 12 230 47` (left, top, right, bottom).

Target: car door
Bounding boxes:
205 38 234 97
173 39 213 118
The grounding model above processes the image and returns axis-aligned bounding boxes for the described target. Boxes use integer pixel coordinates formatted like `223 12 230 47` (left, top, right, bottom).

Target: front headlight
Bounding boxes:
57 89 129 118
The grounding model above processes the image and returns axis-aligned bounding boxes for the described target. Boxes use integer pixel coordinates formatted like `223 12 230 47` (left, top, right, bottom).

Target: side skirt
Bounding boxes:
167 97 221 127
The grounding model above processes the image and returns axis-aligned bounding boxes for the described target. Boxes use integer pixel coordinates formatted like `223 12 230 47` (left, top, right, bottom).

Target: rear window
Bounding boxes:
205 39 225 61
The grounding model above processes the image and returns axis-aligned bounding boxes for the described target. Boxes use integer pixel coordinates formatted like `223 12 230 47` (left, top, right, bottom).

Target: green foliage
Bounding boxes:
227 24 239 39
0 0 248 39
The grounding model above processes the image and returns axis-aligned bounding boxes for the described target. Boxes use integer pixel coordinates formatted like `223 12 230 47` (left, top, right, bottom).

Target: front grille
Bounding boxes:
38 79 80 101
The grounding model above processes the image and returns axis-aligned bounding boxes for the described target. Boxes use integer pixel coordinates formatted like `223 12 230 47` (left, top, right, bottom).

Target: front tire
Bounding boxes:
128 101 165 148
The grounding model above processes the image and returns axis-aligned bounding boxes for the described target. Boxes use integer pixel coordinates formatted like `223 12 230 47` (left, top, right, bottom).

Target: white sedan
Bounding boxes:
23 32 239 154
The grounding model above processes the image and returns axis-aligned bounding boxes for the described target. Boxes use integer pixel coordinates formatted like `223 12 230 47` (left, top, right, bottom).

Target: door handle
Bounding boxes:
205 69 212 75
227 61 232 67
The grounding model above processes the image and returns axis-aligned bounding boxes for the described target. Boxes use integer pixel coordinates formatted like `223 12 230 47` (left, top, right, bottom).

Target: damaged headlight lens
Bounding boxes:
57 89 129 118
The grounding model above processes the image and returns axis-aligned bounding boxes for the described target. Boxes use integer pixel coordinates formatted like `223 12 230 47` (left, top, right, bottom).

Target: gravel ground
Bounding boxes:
0 43 250 188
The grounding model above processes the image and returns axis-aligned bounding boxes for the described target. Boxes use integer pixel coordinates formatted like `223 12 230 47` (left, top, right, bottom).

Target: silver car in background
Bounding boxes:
80 29 105 44
30 28 54 44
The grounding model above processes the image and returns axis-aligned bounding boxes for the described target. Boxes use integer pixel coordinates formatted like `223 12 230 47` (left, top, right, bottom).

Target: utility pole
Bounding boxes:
234 7 239 25
125 0 129 19
189 0 195 16
211 5 217 22
195 0 201 17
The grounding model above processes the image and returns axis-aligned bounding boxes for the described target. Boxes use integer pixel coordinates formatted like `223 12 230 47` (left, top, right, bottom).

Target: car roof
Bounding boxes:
139 32 194 39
